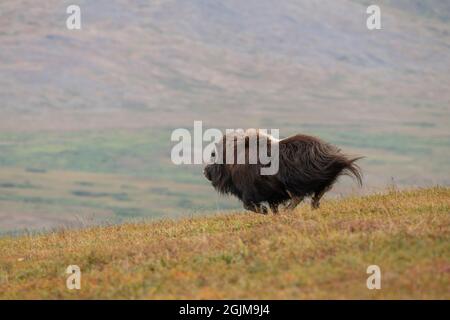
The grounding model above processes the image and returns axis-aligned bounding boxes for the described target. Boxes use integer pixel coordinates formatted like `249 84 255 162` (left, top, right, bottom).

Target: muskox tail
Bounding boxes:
339 156 364 187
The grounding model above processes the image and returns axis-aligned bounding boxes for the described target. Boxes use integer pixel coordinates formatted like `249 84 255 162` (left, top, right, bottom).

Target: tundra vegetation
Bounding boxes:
0 187 448 299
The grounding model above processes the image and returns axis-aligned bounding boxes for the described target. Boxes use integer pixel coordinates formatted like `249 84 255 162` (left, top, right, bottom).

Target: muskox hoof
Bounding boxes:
244 202 268 214
311 201 320 210
259 205 269 215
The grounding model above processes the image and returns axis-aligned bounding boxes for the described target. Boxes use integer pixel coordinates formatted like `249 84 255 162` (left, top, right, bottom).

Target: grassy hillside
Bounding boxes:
0 187 448 299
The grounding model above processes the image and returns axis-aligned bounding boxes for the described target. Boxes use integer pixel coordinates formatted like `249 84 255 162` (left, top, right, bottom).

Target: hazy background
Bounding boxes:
1 0 449 233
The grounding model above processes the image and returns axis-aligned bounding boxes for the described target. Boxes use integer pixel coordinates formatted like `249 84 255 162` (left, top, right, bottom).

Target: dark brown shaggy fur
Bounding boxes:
203 130 363 214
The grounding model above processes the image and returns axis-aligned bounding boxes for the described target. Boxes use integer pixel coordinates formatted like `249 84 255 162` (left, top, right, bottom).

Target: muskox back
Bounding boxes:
278 134 362 198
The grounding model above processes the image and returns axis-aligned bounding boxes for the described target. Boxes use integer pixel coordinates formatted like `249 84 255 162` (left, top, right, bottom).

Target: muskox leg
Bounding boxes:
311 187 329 209
243 202 258 213
269 202 279 214
243 202 268 214
286 196 304 210
286 191 304 210
257 204 269 215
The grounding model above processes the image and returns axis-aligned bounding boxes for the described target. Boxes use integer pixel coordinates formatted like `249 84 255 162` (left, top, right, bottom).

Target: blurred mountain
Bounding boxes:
0 0 449 131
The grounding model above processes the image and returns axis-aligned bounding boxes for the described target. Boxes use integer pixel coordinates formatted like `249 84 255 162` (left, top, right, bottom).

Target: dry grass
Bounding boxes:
0 187 449 299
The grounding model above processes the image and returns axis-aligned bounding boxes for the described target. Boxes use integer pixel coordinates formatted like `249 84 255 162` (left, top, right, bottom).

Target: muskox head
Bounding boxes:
203 129 279 196
203 130 243 195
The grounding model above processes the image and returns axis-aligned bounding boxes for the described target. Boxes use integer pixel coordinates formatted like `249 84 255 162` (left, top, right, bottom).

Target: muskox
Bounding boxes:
203 129 363 214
